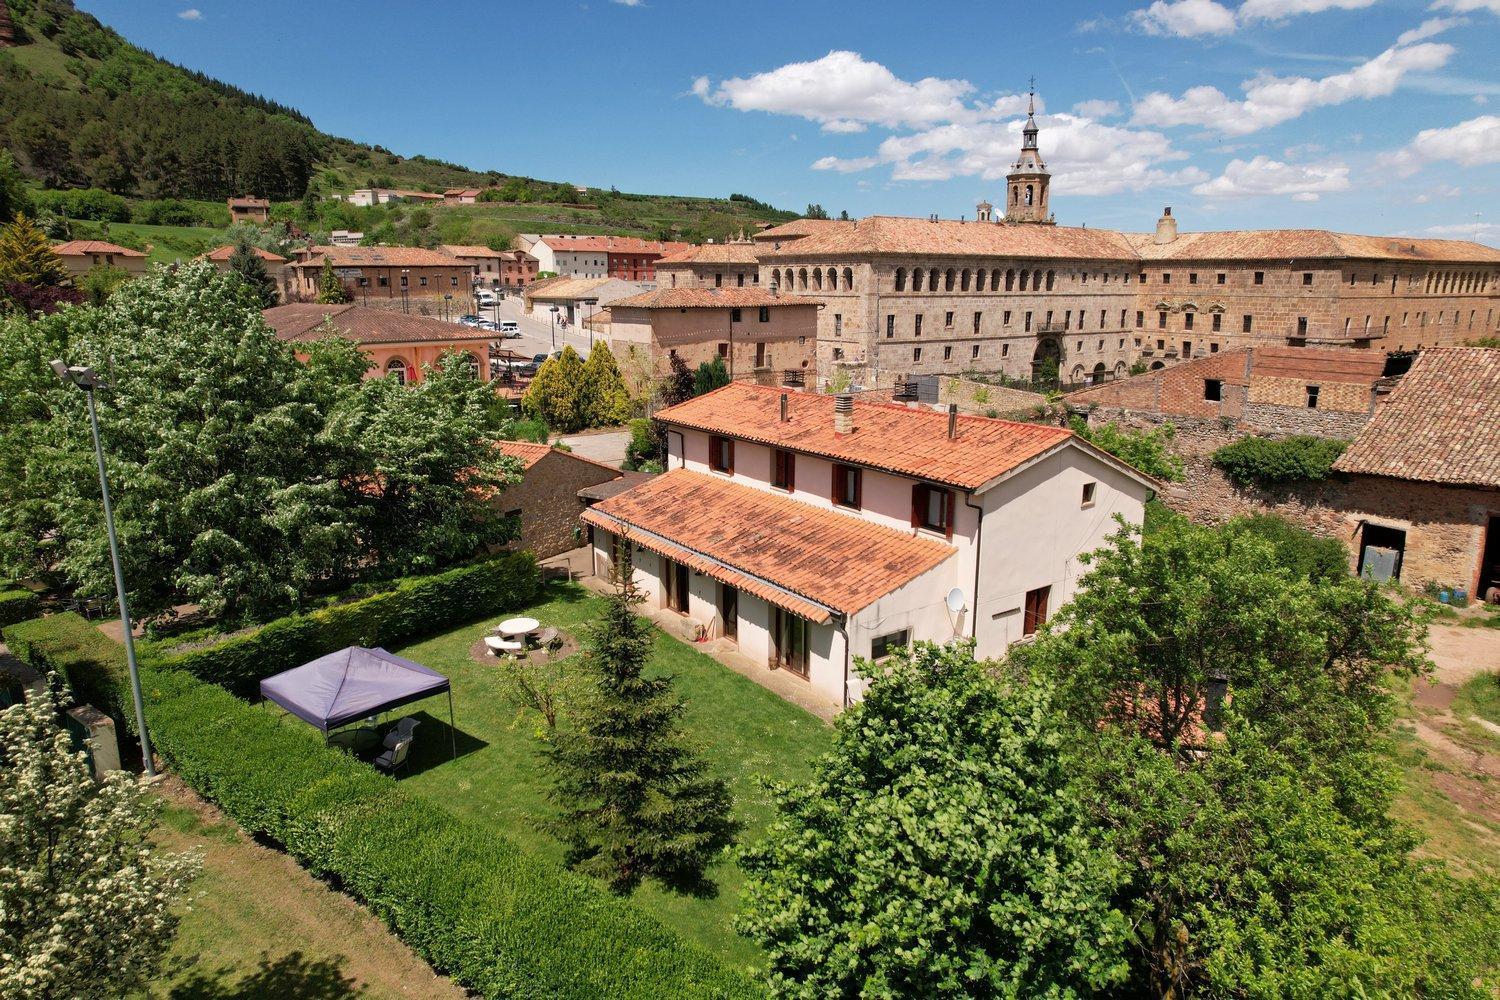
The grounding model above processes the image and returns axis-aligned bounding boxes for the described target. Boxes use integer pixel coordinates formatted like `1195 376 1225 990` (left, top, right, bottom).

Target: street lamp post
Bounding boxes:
443 293 453 323
400 269 410 315
549 305 559 351
49 361 155 779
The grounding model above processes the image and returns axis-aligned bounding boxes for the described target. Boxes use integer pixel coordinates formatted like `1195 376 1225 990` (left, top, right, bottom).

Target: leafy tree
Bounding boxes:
660 351 695 408
579 341 632 426
522 345 586 432
77 263 129 306
315 256 349 304
546 575 737 893
740 640 1130 998
228 241 280 309
1222 513 1349 582
837 208 850 221
1068 416 1185 482
0 680 198 1000
803 204 829 220
693 355 729 397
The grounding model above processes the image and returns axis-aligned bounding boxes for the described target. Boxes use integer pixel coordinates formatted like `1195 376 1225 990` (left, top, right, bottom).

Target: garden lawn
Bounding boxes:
387 582 833 973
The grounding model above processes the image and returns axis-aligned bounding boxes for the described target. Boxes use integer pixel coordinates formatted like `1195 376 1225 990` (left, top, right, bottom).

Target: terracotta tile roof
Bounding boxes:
582 469 956 620
53 240 145 257
577 470 653 501
542 235 692 255
444 188 482 197
752 219 855 243
200 244 287 263
523 276 620 301
495 440 555 470
1333 348 1500 488
294 246 464 268
228 197 270 208
262 304 495 347
440 245 502 258
655 243 761 265
656 382 1081 491
1131 229 1500 263
609 287 819 310
760 215 1140 260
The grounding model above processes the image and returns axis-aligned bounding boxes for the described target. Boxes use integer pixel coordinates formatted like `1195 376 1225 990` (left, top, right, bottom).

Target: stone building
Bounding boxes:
287 247 472 304
654 241 762 290
750 114 1500 389
491 441 627 560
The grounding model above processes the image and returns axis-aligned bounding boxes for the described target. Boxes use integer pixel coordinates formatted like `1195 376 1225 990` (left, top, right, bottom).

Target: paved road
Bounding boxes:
558 430 631 468
479 293 602 360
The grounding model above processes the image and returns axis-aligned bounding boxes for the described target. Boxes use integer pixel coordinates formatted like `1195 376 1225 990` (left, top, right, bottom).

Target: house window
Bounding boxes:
1184 313 1194 330
832 464 862 509
972 344 981 360
1162 272 1172 284
1002 344 1009 357
772 449 795 491
715 273 723 287
832 347 844 361
915 315 923 337
1189 272 1198 284
1306 385 1320 409
1136 311 1144 328
886 314 895 338
758 307 769 322
870 628 910 663
1302 272 1313 286
944 311 954 329
1296 316 1308 336
913 347 922 362
1023 585 1050 636
1003 310 1012 326
418 276 429 287
911 483 953 537
718 342 729 357
1253 271 1264 285
1242 315 1253 333
834 314 843 336
400 275 409 288
973 311 982 334
1211 342 1220 353
1212 313 1222 332
943 345 953 361
1204 378 1223 401
708 435 734 474
1025 311 1033 332
1081 482 1097 508
1216 272 1226 285
378 276 389 287
731 308 742 323
755 342 766 367
1158 311 1167 329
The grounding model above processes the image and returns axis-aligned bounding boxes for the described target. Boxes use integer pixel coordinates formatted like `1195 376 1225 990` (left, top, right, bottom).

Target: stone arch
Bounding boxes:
911 267 923 292
1045 269 1055 291
894 267 907 291
1091 362 1107 384
813 267 823 290
1031 269 1042 290
1150 361 1165 370
1114 360 1127 377
1018 270 1029 292
960 268 970 291
843 267 853 290
1005 268 1015 291
798 267 808 290
929 267 940 291
990 269 1001 291
460 352 481 379
1071 364 1086 383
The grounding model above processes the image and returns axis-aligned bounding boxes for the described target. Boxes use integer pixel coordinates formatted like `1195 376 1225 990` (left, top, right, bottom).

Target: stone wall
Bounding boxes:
496 451 622 560
936 376 1048 417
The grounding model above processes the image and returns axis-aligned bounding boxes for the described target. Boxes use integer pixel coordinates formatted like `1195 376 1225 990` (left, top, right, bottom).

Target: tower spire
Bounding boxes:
1004 76 1053 225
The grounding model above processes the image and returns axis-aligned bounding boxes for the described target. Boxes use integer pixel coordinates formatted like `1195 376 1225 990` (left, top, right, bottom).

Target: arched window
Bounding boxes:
945 269 956 291
1025 185 1034 206
1114 361 1127 377
813 267 823 290
990 269 1000 291
960 269 970 291
1045 270 1055 291
1005 268 1015 291
894 267 906 291
1071 364 1085 384
828 268 839 291
1018 270 1028 292
912 267 923 292
1032 269 1042 290
798 268 808 290
929 268 940 291
1011 186 1019 205
843 267 853 290
461 352 481 379
386 357 408 385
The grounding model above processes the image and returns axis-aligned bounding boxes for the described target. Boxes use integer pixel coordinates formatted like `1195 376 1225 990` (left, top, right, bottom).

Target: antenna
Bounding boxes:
945 588 967 614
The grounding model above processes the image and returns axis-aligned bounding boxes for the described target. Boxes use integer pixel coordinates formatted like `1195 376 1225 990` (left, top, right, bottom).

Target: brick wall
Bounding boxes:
495 451 622 560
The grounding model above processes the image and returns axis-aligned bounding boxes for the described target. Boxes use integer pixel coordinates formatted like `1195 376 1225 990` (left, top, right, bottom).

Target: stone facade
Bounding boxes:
495 449 623 560
607 298 817 396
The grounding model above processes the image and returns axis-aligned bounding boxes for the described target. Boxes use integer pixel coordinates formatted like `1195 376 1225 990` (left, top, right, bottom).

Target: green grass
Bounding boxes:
1454 672 1500 728
102 222 230 265
385 583 832 972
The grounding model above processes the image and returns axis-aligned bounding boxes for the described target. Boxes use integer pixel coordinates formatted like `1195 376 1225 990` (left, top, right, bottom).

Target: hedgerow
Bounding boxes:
3 611 127 717
1212 435 1348 486
151 553 541 695
7 615 756 999
0 585 40 627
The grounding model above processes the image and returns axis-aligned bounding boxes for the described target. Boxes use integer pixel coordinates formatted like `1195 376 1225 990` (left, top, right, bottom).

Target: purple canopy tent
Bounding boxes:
259 646 456 758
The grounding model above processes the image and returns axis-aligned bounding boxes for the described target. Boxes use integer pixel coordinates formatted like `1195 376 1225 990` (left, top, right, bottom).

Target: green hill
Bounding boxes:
0 0 797 244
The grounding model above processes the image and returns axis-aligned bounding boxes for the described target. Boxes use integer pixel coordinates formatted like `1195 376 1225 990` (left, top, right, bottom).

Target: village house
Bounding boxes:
654 241 761 290
522 276 654 328
335 189 443 207
440 245 506 284
497 250 539 289
443 188 482 205
263 303 495 384
288 246 472 303
52 240 148 278
524 235 691 280
583 382 1156 708
602 287 819 392
490 441 633 560
199 244 288 272
226 196 270 224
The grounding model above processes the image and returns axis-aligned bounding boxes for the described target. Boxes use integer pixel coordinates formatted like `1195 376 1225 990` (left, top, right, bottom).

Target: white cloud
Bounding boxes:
1380 114 1500 175
1073 99 1122 119
1237 0 1377 22
1132 38 1454 134
611 0 645 6
1430 0 1500 14
1396 15 1466 44
1414 183 1462 202
811 155 881 173
1422 222 1500 247
1192 155 1351 199
177 7 203 20
695 51 986 132
1132 0 1237 36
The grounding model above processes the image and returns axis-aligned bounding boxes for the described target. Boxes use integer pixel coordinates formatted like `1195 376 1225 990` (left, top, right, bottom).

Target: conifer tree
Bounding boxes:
228 241 279 309
546 574 738 893
315 257 348 304
693 354 730 396
0 215 69 287
522 345 586 431
580 341 632 426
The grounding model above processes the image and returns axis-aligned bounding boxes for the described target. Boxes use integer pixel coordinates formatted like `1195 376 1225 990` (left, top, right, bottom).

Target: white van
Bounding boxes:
499 320 520 336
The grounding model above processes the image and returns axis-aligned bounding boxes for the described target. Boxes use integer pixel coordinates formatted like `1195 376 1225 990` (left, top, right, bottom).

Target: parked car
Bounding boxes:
458 314 483 327
534 351 561 365
477 319 500 332
499 320 520 336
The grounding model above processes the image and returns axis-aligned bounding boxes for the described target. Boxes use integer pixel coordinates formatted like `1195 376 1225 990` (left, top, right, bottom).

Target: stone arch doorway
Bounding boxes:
1031 337 1062 384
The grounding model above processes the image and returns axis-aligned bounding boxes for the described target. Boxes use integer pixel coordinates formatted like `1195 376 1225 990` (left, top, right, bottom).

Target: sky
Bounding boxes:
78 0 1500 244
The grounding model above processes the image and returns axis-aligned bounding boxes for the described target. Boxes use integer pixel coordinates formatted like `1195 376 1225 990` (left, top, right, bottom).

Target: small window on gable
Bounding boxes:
1204 378 1223 401
1081 482 1097 508
709 435 734 474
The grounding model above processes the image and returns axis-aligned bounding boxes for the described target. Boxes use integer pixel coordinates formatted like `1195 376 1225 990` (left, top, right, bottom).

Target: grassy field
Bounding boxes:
98 222 231 266
383 583 832 973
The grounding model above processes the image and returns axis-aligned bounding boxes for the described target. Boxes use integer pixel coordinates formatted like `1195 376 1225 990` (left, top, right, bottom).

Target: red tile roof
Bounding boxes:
542 235 692 255
228 197 270 209
200 244 287 263
1333 348 1500 488
262 304 494 346
752 219 855 243
655 243 761 266
582 469 956 620
53 240 145 257
760 216 1139 260
1131 229 1500 264
495 440 555 471
655 382 1081 491
294 246 465 268
609 287 820 310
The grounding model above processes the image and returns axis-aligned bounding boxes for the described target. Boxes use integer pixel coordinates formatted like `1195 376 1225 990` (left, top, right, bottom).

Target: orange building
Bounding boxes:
263 303 495 384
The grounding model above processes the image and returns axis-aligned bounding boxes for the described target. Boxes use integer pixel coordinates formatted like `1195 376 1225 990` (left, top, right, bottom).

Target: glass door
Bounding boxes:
773 608 809 677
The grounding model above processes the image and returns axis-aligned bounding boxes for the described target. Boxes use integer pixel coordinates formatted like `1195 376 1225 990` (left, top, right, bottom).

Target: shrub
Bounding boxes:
4 616 753 999
31 187 131 222
152 553 541 695
1069 416 1185 482
1212 435 1348 486
0 586 40 627
2 612 126 716
1223 514 1349 582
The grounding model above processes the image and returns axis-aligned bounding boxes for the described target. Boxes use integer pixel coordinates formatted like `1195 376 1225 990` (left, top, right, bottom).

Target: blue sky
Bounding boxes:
79 0 1500 243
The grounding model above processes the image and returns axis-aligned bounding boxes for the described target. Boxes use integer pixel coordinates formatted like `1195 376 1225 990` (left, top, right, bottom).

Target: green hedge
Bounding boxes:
2 612 126 717
1212 435 1349 486
0 587 41 627
6 615 754 999
152 553 541 695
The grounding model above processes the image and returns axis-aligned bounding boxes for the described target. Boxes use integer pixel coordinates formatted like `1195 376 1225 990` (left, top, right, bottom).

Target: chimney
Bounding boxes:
1154 206 1178 245
780 392 789 421
833 393 854 435
947 403 958 439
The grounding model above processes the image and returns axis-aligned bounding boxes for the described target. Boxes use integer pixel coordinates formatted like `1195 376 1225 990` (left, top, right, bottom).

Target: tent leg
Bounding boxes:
448 689 457 760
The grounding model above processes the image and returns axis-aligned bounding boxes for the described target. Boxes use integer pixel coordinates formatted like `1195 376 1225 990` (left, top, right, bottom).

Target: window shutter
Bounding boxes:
787 453 795 492
854 469 863 509
911 484 922 529
944 489 954 540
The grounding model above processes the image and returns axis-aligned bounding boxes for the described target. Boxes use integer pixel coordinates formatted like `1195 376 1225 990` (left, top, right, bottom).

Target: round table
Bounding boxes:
497 616 540 639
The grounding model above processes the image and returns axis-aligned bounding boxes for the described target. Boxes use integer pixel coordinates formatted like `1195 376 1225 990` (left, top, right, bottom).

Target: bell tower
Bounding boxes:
1004 81 1053 225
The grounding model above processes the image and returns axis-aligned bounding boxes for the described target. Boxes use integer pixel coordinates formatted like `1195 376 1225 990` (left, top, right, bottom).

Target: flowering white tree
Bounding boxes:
0 681 198 1000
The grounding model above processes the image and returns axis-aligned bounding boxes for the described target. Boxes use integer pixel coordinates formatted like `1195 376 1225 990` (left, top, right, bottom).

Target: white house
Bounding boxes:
584 382 1156 708
527 235 608 278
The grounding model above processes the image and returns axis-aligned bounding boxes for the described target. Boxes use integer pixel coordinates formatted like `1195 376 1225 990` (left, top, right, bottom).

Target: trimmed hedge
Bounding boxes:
152 553 542 694
0 587 41 627
1212 435 1348 486
2 612 127 717
8 615 756 999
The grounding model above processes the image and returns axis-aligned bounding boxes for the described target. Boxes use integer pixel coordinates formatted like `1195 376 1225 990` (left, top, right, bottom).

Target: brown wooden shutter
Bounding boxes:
911 484 922 529
853 468 862 509
787 452 795 492
944 489 954 540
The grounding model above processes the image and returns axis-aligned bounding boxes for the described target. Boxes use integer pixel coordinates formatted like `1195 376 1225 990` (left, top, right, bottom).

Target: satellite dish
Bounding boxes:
945 588 967 614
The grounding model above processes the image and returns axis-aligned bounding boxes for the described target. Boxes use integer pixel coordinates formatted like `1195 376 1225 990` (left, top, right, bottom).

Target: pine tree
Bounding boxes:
315 257 348 304
546 575 738 893
693 355 729 397
0 215 69 287
521 345 586 431
228 241 279 309
579 341 632 427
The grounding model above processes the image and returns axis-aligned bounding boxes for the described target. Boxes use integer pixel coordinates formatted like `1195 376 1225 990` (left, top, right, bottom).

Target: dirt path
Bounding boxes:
146 776 467 1000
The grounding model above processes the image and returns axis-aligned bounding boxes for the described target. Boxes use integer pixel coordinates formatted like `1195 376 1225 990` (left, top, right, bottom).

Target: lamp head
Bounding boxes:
49 359 70 380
